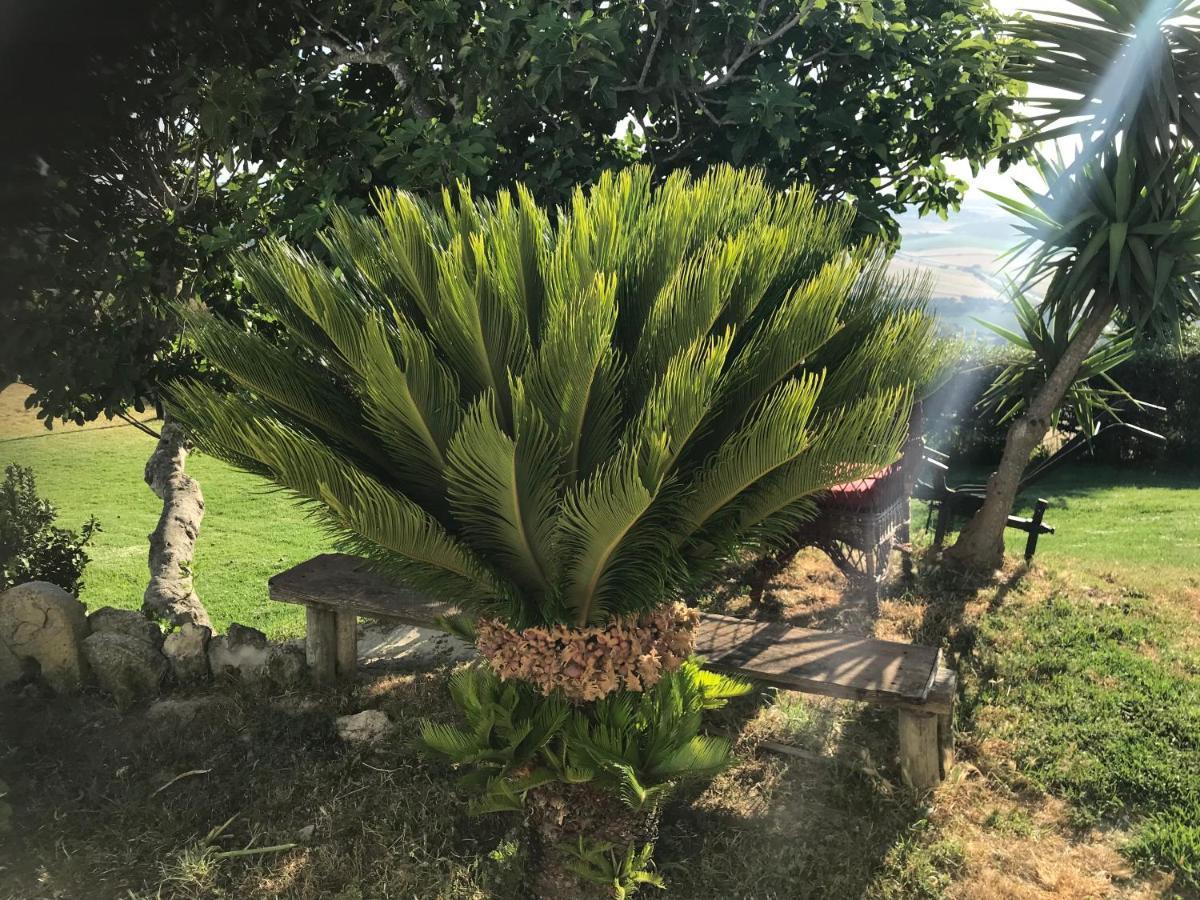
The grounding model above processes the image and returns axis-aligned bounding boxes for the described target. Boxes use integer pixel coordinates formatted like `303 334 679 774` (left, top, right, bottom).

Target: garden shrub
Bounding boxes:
1092 331 1200 465
0 463 99 594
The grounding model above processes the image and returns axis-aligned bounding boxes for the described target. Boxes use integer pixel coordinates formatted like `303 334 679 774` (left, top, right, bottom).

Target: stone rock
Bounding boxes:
146 697 219 724
0 582 90 693
207 623 271 680
163 623 212 684
227 622 268 649
335 709 392 747
266 643 306 687
207 625 303 687
88 607 164 649
83 631 168 709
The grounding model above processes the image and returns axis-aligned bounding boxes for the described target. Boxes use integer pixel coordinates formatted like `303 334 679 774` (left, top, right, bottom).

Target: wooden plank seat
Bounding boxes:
269 553 957 790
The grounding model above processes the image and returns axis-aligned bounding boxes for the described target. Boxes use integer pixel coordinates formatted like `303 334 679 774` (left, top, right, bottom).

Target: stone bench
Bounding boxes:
269 553 956 790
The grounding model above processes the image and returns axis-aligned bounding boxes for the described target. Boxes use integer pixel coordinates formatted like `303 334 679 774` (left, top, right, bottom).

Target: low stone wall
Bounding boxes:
0 581 305 709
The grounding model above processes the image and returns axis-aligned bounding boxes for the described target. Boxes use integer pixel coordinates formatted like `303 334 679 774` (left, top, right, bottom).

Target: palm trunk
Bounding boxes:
945 298 1116 570
142 414 212 628
525 781 660 899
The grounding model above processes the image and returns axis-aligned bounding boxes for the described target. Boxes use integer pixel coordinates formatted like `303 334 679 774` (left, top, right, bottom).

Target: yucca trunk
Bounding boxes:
947 299 1115 570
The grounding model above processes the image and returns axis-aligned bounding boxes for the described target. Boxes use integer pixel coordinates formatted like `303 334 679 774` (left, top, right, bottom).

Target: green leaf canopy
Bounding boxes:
171 166 947 628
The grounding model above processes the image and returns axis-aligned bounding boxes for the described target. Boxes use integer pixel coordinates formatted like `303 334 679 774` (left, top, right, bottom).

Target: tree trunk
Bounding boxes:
945 299 1116 571
143 415 211 628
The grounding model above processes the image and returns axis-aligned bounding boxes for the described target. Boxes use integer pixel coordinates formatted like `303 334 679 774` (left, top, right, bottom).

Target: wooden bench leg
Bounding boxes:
933 499 952 548
898 710 942 791
938 709 955 779
335 611 357 681
1024 498 1049 561
306 606 337 687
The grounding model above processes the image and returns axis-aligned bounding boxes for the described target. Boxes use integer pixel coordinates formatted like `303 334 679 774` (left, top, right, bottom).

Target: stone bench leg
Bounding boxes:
305 606 358 686
898 709 943 791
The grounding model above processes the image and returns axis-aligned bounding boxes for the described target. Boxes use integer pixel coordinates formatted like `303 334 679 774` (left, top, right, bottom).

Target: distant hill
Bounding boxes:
893 189 1032 341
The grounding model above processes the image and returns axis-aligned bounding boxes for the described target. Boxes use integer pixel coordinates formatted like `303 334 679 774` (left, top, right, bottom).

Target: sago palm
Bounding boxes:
170 164 947 896
171 165 946 630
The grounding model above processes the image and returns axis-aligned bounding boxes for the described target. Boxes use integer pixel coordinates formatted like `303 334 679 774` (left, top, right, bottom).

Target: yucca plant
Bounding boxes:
170 165 947 895
948 0 1200 568
977 290 1137 438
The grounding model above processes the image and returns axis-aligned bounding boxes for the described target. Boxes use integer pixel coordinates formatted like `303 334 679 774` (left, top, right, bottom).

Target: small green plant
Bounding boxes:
421 659 750 816
565 837 666 899
0 463 99 594
156 814 298 898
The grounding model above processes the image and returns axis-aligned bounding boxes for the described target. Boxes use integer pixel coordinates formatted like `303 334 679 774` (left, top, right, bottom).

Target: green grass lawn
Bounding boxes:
970 587 1200 890
913 463 1200 595
1 390 328 635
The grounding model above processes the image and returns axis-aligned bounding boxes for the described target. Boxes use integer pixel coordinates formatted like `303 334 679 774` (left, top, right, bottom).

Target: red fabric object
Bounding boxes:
825 464 901 509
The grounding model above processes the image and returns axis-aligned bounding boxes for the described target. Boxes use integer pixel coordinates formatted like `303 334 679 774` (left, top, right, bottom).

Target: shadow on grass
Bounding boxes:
0 675 519 900
680 555 966 897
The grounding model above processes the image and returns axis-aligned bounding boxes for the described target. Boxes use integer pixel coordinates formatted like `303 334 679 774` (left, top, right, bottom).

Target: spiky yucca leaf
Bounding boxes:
174 165 946 626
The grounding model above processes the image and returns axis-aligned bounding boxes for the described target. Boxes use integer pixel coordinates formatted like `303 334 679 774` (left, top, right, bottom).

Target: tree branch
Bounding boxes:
639 0 673 88
700 0 815 93
303 10 435 119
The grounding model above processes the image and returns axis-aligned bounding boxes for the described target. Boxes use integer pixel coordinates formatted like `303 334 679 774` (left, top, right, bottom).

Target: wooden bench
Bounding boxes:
269 553 957 790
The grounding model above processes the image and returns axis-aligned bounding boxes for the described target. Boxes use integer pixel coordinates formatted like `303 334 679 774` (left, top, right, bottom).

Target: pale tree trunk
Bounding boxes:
143 414 212 628
945 298 1117 571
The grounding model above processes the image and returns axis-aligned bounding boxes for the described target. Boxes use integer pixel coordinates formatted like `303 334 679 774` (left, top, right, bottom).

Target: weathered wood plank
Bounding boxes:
694 613 941 707
898 710 941 791
335 611 357 680
305 606 337 686
272 554 948 712
271 554 460 625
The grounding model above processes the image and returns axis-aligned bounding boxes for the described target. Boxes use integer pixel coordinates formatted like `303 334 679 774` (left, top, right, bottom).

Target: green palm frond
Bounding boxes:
692 668 754 708
978 289 1139 437
173 164 942 625
446 392 560 611
674 372 825 543
420 722 484 761
650 736 734 781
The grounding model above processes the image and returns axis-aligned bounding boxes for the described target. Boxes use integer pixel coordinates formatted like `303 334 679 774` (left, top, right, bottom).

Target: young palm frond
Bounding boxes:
172 165 947 627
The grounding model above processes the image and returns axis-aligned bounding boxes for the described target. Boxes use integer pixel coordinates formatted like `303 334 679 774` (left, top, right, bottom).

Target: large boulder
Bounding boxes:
162 623 212 684
0 582 90 693
82 631 168 709
88 607 164 649
208 624 305 687
207 623 270 679
0 638 22 687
